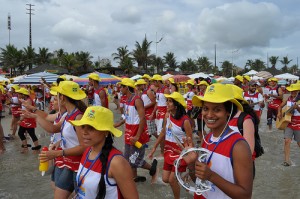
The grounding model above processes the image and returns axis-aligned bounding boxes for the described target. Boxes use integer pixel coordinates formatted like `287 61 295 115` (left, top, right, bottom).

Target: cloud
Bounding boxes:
111 6 141 24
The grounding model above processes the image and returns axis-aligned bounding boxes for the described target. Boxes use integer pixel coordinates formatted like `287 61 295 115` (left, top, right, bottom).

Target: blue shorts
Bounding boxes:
52 166 77 192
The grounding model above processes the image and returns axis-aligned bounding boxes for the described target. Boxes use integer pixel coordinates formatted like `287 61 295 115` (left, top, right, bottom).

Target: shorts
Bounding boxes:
284 127 300 142
124 144 146 168
52 166 77 193
147 120 156 135
155 118 164 135
267 108 278 125
163 161 186 172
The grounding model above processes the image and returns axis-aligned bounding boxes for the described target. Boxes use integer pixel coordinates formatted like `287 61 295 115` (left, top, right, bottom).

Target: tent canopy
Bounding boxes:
188 72 209 79
274 73 299 80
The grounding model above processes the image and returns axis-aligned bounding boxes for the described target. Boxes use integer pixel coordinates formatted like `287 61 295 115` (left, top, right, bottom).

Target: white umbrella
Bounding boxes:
130 74 142 80
274 73 299 80
243 70 258 76
162 73 173 80
188 72 209 79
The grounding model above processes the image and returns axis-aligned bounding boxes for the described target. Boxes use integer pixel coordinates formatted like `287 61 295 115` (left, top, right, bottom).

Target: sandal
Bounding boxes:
149 159 158 176
134 176 146 183
282 161 291 167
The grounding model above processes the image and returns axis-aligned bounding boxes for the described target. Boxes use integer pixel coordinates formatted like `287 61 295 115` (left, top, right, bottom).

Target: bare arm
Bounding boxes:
131 98 146 144
109 155 139 199
242 118 255 154
99 90 107 108
144 89 156 109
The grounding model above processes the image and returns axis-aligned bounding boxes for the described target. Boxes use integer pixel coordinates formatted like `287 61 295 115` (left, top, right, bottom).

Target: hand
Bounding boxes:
195 161 214 181
39 150 57 162
148 148 156 159
130 136 139 145
21 110 37 119
20 99 35 110
181 137 197 165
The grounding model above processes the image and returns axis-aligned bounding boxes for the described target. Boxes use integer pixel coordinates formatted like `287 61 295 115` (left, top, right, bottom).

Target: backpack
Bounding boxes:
237 112 264 158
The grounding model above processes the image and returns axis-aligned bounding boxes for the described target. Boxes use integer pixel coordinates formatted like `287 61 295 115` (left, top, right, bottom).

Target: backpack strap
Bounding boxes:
237 112 247 135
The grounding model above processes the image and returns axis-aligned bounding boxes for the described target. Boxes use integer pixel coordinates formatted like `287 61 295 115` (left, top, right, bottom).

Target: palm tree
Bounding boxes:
75 51 93 73
252 59 266 71
23 46 35 70
0 45 20 76
152 56 164 73
52 48 66 67
112 46 131 67
221 61 232 77
132 36 153 72
245 59 253 70
195 56 212 73
163 52 177 71
269 56 279 69
120 56 135 75
289 64 298 74
280 56 292 73
36 47 52 65
60 53 79 74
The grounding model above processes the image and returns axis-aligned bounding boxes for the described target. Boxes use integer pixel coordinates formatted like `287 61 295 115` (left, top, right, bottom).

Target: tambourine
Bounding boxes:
174 147 211 195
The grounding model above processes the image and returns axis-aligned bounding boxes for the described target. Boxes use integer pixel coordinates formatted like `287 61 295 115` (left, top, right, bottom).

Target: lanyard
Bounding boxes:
60 108 77 147
205 128 229 165
77 149 102 189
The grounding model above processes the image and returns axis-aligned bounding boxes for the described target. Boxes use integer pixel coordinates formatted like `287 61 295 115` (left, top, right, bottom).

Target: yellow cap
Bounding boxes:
243 75 251 81
88 73 101 82
186 79 195 85
192 83 243 111
135 79 147 86
152 74 163 81
51 81 86 100
235 75 243 82
0 85 4 94
286 83 300 92
59 75 67 80
164 92 187 108
198 80 209 86
69 106 122 137
11 85 20 91
141 74 151 79
15 88 30 96
227 84 248 104
168 77 175 84
118 78 135 88
268 77 278 82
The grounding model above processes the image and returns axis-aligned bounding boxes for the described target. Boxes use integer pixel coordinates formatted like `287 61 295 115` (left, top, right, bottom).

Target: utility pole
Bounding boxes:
26 4 35 48
8 13 11 45
214 44 217 68
155 32 163 73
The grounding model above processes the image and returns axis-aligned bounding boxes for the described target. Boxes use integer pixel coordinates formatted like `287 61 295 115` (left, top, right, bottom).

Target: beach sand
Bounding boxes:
0 103 300 199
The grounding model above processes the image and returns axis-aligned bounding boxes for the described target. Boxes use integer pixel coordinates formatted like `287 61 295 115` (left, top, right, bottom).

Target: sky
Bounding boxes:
0 0 299 70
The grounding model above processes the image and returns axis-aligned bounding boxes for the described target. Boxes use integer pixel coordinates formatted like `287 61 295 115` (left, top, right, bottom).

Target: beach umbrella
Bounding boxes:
74 72 121 85
172 75 190 83
130 74 142 80
256 71 273 79
13 71 58 85
162 73 173 80
243 70 258 76
188 72 209 79
0 76 10 83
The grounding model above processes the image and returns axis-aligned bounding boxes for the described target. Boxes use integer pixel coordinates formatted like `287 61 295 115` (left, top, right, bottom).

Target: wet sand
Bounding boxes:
0 103 300 199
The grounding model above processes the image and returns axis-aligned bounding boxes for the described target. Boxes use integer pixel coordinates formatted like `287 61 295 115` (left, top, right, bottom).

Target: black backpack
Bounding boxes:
237 112 264 158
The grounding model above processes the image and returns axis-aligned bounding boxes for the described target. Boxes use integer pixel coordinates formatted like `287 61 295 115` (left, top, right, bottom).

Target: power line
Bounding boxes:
26 4 35 48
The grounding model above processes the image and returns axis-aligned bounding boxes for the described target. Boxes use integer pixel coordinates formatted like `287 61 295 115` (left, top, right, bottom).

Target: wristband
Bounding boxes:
32 108 38 113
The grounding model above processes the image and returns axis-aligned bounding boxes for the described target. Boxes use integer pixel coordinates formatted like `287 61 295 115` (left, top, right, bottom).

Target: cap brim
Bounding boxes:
192 95 243 111
70 120 122 137
52 87 86 100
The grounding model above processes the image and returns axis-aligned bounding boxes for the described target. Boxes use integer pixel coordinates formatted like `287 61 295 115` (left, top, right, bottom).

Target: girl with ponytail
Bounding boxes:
70 106 138 199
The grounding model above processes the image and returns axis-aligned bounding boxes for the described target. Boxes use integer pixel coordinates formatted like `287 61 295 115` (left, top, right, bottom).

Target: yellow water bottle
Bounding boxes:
134 141 143 148
39 147 49 176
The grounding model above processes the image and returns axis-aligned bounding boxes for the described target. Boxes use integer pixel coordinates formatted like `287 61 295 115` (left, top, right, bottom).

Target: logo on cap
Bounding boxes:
87 109 95 120
207 85 215 93
72 87 78 92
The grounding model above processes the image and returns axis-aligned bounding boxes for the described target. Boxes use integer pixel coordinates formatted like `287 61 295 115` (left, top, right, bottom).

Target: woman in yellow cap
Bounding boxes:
16 87 40 153
149 92 193 199
265 77 283 132
277 83 300 166
35 81 87 199
8 85 21 138
184 83 253 199
69 106 138 199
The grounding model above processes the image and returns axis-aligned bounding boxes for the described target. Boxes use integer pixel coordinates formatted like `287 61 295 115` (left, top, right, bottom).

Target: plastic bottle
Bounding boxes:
134 141 143 148
39 147 49 176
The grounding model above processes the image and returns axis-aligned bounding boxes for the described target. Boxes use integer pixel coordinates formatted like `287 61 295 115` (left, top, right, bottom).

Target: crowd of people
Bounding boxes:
0 72 299 199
